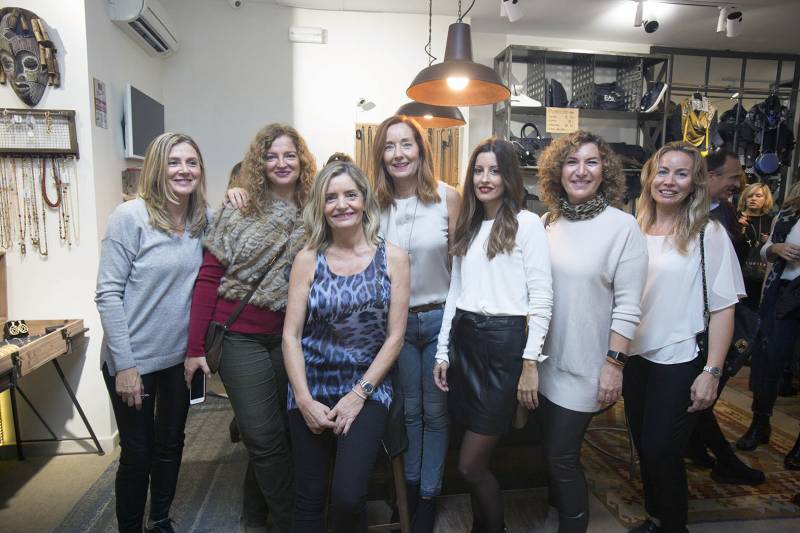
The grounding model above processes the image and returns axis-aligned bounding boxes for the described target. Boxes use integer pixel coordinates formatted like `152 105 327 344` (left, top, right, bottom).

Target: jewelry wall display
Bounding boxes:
0 156 80 257
0 8 61 107
0 108 79 158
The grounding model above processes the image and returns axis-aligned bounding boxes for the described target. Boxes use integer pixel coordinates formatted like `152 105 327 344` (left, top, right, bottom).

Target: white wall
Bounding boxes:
0 0 110 451
163 0 295 205
289 9 471 184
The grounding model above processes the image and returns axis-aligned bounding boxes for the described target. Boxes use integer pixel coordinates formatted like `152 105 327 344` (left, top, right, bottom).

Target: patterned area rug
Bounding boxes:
583 400 800 528
55 396 247 532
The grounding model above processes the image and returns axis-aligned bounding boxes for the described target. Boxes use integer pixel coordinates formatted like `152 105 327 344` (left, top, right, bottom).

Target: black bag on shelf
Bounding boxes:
546 78 568 107
592 82 627 111
510 122 550 167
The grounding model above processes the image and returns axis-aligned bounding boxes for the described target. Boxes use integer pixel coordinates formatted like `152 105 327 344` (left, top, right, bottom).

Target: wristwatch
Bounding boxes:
606 350 630 366
358 378 375 396
703 365 722 377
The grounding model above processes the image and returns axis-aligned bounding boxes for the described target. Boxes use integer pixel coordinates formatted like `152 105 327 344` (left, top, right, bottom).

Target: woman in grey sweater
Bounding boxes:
95 132 209 533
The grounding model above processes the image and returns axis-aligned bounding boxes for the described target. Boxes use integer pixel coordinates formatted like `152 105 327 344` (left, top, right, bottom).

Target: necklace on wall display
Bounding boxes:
11 158 26 255
0 159 13 249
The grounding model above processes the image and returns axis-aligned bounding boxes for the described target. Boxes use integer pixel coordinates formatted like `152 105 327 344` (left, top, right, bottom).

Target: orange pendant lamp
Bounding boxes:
407 21 510 107
395 101 465 128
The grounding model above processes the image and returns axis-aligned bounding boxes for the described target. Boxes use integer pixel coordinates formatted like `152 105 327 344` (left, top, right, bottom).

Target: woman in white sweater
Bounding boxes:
627 142 743 533
536 130 648 533
433 138 553 533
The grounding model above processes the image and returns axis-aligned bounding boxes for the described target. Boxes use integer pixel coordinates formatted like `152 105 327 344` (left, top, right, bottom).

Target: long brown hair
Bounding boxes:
537 130 626 219
451 138 524 259
235 123 317 215
138 132 208 237
370 115 440 210
636 141 710 254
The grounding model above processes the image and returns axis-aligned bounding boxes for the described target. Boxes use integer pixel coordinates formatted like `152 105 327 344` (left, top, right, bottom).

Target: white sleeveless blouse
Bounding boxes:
379 182 451 308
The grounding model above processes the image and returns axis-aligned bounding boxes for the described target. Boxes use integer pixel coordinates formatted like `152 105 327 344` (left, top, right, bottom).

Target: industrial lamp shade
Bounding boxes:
396 101 465 128
407 22 510 106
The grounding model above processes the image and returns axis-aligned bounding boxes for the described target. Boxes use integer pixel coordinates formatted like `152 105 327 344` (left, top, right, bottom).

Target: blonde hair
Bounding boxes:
235 124 317 214
370 115 440 210
138 132 208 237
737 182 774 215
537 130 626 219
303 162 381 252
636 141 710 254
451 138 524 259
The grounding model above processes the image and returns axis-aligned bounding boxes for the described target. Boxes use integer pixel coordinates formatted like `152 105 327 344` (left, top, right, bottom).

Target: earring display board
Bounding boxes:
0 108 79 158
354 123 461 186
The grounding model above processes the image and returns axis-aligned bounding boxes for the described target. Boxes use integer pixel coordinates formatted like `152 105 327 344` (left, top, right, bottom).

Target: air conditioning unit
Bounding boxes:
107 0 179 57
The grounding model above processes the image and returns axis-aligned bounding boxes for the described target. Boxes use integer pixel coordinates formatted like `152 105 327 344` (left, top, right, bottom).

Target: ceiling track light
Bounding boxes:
634 1 644 27
725 7 743 38
501 0 523 23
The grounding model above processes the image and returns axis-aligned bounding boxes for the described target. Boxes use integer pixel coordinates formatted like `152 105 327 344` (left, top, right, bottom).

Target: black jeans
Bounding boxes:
623 356 702 533
536 395 593 533
103 362 189 533
288 401 388 533
749 281 800 415
687 366 732 459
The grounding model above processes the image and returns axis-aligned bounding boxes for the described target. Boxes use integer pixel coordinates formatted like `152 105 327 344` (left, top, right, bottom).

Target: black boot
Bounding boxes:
685 443 715 469
778 371 797 397
784 432 800 470
736 414 771 451
411 497 436 533
405 481 420 524
711 446 765 485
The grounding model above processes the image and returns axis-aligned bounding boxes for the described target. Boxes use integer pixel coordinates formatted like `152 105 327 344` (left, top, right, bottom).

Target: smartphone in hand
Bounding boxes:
190 371 206 405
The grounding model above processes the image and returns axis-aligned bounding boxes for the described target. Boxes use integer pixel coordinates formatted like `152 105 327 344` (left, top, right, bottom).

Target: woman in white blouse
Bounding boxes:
433 138 553 533
372 115 460 532
536 130 648 533
627 141 744 533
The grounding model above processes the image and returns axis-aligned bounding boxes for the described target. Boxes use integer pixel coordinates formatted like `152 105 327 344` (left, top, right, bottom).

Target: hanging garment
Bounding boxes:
679 97 718 156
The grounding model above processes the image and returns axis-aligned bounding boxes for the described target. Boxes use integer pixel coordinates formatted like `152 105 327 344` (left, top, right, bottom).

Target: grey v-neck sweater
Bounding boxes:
96 198 205 376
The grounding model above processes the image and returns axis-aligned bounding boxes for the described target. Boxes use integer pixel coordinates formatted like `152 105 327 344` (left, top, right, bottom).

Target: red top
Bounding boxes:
187 251 285 357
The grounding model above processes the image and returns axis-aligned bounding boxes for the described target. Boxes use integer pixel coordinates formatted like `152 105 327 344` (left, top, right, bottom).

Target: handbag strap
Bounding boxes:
223 234 293 329
699 228 710 328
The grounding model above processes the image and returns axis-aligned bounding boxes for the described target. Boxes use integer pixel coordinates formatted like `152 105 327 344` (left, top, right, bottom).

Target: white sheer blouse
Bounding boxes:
630 220 745 364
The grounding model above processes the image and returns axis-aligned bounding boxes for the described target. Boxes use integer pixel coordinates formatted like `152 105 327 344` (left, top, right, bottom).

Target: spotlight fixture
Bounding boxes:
717 6 730 32
356 97 376 112
726 8 742 38
399 0 466 127
634 1 644 27
501 0 523 23
406 2 510 107
643 19 659 33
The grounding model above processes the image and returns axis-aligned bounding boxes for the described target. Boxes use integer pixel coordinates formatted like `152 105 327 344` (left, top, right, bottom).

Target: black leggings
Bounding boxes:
536 395 593 533
288 401 387 533
623 356 702 533
102 362 189 533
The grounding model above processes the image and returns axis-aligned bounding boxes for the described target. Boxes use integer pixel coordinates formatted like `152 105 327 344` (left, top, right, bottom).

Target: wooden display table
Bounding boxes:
0 319 104 460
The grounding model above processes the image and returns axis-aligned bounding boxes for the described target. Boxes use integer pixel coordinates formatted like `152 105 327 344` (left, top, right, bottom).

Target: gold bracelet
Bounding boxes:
606 355 625 367
352 387 368 400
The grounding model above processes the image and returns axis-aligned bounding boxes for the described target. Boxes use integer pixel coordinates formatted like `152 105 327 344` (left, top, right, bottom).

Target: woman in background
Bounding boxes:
434 138 552 533
736 182 774 310
96 132 209 533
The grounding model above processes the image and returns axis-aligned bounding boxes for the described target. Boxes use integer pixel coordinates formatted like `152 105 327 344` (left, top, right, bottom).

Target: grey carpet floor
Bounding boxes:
55 396 247 532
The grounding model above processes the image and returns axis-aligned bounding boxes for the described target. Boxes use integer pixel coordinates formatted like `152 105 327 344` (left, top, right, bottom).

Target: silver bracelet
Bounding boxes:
352 386 368 400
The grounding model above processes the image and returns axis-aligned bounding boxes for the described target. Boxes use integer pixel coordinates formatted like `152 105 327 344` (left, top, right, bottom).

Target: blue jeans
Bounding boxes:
397 308 449 498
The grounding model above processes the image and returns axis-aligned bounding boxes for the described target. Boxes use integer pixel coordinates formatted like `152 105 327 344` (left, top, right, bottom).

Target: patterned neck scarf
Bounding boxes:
558 192 609 222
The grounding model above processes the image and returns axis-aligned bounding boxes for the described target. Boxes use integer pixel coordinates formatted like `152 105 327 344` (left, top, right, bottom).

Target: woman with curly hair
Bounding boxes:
433 138 552 533
627 142 743 533
535 130 648 533
185 124 316 532
371 115 460 532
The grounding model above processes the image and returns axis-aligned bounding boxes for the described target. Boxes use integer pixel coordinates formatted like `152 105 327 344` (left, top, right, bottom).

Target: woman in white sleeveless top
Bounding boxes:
372 115 460 532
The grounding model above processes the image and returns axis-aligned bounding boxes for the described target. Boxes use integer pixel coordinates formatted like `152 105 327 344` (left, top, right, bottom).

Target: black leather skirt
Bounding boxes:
448 309 526 436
